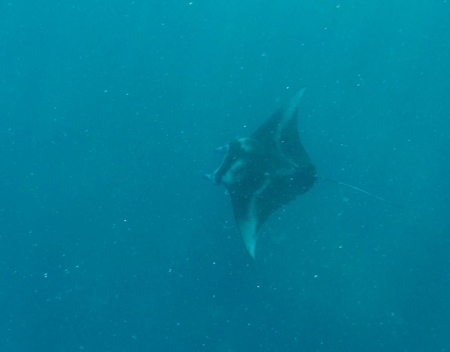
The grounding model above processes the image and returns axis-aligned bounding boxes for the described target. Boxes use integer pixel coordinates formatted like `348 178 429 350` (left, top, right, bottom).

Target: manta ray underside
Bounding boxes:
204 88 317 259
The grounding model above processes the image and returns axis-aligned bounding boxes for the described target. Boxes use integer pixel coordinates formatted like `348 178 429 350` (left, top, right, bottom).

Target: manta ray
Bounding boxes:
203 88 316 259
204 88 400 259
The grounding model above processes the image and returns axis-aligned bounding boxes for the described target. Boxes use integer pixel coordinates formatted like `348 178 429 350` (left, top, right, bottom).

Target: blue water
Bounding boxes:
1 1 449 351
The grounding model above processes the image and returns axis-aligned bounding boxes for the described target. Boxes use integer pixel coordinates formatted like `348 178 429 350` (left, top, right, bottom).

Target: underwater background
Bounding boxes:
1 0 449 351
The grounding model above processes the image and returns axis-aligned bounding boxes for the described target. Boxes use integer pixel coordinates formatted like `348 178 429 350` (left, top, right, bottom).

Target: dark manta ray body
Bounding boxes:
204 88 316 259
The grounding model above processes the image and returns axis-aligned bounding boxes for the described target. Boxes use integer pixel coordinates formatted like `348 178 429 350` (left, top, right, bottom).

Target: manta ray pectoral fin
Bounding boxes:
232 175 271 260
239 218 258 260
286 87 306 115
242 223 258 260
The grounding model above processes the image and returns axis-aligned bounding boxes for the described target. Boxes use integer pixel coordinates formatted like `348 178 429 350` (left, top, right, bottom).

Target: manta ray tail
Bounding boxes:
318 177 403 209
